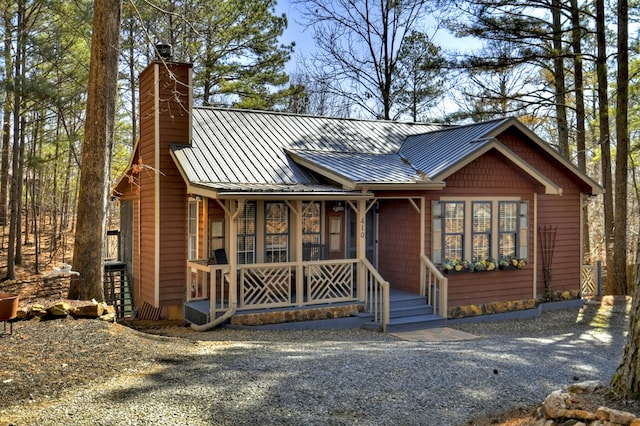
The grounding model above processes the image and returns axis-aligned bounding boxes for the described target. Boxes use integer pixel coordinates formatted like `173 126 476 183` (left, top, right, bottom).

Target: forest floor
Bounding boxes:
0 227 636 425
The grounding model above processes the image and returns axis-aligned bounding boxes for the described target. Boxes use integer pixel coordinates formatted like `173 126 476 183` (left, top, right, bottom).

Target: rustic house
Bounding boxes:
113 59 602 331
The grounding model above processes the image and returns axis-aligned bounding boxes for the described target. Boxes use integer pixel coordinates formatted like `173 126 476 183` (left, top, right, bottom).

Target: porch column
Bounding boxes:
292 200 304 307
532 193 538 300
356 199 366 301
228 200 240 309
419 197 426 295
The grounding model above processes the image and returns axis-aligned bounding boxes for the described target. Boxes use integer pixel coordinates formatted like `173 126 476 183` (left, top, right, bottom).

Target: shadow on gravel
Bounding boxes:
104 304 630 425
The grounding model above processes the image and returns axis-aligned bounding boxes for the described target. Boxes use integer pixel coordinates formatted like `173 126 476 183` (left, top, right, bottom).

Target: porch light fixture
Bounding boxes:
333 202 345 212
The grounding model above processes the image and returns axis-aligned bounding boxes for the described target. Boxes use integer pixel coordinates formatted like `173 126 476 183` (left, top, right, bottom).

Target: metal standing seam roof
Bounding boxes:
171 109 601 195
399 118 509 179
173 108 446 192
288 150 429 184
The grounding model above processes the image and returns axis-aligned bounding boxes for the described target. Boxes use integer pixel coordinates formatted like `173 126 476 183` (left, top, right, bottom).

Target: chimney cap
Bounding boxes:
155 43 173 61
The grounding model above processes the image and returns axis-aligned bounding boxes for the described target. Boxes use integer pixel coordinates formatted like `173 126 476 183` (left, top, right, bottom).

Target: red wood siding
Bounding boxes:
374 144 586 309
134 62 192 309
377 199 422 293
156 63 191 307
498 129 585 297
536 192 581 295
138 64 157 307
444 150 542 195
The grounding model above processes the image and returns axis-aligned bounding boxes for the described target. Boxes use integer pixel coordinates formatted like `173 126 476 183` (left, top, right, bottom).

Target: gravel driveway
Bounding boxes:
1 301 629 426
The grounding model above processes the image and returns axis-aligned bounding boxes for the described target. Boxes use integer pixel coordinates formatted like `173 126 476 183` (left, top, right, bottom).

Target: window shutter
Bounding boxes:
519 201 529 259
432 201 443 264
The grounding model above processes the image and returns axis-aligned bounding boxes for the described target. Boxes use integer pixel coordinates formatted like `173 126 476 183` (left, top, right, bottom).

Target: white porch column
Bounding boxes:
356 199 366 301
289 200 304 306
419 197 426 295
228 200 240 309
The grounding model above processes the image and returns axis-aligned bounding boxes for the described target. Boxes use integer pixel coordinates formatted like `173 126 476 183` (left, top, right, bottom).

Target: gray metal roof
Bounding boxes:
173 108 445 193
170 109 601 196
400 118 508 179
289 150 429 184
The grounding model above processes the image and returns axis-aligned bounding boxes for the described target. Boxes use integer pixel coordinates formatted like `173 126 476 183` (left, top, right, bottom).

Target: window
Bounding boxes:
187 200 198 260
472 202 491 261
433 199 528 266
265 202 289 263
443 202 464 262
302 202 322 260
237 202 256 264
499 202 518 260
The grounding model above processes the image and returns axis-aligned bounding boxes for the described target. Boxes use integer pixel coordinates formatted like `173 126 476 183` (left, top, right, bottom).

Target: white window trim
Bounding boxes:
187 198 199 261
438 196 527 263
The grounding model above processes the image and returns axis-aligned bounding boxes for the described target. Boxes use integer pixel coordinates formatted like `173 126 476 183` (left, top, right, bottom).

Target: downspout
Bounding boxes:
191 200 241 331
190 304 236 331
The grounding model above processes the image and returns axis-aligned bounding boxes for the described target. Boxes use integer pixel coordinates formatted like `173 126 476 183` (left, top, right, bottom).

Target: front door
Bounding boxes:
347 203 377 266
326 201 345 260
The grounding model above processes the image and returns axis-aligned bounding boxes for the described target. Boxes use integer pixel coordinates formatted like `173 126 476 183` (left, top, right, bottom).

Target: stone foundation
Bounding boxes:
448 289 581 320
229 304 365 326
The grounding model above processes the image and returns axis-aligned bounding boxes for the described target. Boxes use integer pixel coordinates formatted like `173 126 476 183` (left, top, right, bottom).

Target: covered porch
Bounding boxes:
181 192 448 332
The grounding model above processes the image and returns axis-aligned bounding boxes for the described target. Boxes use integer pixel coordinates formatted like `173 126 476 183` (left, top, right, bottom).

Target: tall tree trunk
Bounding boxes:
596 0 613 290
551 0 569 159
69 0 122 301
0 8 12 227
612 240 640 398
613 0 629 295
5 0 25 280
570 0 590 263
124 11 137 147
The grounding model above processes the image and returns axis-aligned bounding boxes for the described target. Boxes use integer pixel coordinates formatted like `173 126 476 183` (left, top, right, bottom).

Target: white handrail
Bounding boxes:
420 254 448 318
361 258 390 332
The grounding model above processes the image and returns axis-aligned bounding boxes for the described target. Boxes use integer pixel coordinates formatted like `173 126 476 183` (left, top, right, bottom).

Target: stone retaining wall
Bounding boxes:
449 289 581 319
229 303 365 326
12 301 117 323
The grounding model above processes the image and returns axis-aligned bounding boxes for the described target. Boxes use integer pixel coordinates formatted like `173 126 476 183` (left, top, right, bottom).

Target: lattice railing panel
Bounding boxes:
581 265 597 296
240 266 292 308
306 262 354 304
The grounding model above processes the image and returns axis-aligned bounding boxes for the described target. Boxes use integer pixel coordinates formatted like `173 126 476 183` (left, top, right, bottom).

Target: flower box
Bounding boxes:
498 258 527 270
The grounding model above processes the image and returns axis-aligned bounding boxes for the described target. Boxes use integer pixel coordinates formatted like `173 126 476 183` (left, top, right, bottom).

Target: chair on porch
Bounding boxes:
207 249 230 305
208 248 228 266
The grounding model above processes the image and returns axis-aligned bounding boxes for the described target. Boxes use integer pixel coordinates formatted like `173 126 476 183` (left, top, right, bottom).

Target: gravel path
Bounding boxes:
1 302 630 426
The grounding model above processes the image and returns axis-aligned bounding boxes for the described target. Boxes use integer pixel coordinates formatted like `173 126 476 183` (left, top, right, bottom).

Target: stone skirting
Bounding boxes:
229 304 366 327
448 289 582 320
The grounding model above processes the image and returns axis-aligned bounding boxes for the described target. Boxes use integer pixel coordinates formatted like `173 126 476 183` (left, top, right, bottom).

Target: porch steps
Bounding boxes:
363 290 447 332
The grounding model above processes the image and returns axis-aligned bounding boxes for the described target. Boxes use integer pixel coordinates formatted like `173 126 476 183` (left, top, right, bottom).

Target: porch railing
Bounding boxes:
420 254 448 318
186 258 362 319
361 258 390 332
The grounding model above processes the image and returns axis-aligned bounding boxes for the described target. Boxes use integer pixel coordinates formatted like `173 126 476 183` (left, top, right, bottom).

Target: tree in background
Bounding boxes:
444 0 573 155
612 0 629 296
69 0 121 301
295 0 432 120
121 0 292 111
448 39 537 123
393 31 445 122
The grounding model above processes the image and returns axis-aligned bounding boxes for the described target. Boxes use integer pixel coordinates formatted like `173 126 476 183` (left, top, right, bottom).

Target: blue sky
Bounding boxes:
274 0 481 72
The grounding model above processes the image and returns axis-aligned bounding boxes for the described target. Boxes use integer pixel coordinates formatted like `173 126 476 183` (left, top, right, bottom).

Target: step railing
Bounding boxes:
420 254 448 318
361 258 390 332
